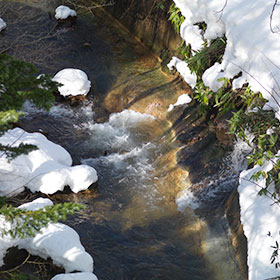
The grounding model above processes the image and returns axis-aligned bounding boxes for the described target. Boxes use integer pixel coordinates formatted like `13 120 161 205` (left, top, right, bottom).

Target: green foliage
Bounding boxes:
187 37 226 78
168 3 185 33
155 0 168 11
0 54 56 111
0 202 85 239
0 54 59 132
0 143 37 161
0 54 60 157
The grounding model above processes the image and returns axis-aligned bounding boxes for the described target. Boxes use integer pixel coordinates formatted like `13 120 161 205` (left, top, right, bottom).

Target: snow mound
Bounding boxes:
167 56 197 88
53 69 91 97
168 93 192 112
238 159 280 280
55 5 77 20
0 198 94 273
51 272 98 280
0 128 98 196
19 223 93 273
0 18 6 32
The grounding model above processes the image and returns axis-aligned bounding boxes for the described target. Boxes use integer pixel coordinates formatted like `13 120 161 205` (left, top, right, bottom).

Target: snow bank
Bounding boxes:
0 198 94 273
168 93 192 112
0 18 6 32
238 159 280 280
167 57 197 88
19 223 93 273
0 128 97 196
55 5 77 20
172 0 280 120
53 69 91 97
51 272 98 280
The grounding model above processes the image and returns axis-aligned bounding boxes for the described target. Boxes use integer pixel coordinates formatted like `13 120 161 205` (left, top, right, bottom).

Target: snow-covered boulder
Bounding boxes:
0 18 6 32
167 57 197 89
168 93 192 112
55 5 77 20
0 128 97 196
0 198 94 273
51 272 98 280
53 69 91 97
19 223 93 273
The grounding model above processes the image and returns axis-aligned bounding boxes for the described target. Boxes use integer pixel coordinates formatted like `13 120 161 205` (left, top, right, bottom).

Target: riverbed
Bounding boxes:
1 1 244 279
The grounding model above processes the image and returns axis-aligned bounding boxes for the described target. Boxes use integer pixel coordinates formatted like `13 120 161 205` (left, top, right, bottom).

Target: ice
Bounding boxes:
53 69 91 97
55 5 77 20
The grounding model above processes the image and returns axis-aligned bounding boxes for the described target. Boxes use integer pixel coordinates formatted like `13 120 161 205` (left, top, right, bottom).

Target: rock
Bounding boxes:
225 189 248 280
215 118 234 146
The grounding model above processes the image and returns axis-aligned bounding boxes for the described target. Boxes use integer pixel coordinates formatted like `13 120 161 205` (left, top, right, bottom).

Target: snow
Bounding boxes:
0 18 6 32
55 5 77 20
51 272 98 280
238 159 280 280
0 128 98 196
53 69 91 97
19 223 93 273
0 198 94 275
167 57 197 88
168 93 192 112
172 0 280 120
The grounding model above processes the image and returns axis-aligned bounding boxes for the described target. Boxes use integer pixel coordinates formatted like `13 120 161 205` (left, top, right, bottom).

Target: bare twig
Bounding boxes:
270 0 280 33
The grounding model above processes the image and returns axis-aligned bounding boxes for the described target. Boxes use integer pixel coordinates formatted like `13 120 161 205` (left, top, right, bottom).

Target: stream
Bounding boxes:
1 1 245 279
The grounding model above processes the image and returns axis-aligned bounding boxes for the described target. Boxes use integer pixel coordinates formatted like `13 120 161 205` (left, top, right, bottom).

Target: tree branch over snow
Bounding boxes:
215 0 228 21
270 0 280 33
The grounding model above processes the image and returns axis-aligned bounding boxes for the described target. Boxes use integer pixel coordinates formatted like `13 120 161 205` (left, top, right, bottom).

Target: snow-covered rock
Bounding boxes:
0 18 6 32
0 198 94 273
19 223 93 273
55 5 77 20
51 272 98 280
167 57 197 88
0 128 97 196
168 93 192 112
238 159 280 280
53 69 91 97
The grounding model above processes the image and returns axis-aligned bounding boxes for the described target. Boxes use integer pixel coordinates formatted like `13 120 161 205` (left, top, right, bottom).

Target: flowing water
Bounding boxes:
1 1 245 279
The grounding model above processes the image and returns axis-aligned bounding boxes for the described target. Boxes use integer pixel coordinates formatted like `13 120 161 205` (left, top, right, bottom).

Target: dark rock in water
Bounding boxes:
53 91 87 106
55 16 77 29
69 95 87 106
214 112 234 146
225 189 248 280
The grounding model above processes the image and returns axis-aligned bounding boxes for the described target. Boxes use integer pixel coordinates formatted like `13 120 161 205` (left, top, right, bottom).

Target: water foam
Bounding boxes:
176 137 252 212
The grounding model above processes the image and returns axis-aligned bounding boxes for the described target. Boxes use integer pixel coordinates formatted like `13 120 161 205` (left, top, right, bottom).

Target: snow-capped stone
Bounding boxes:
0 198 94 273
168 94 192 112
51 272 98 280
55 6 77 20
167 57 197 88
19 223 94 273
0 18 6 32
53 69 91 97
0 128 97 196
